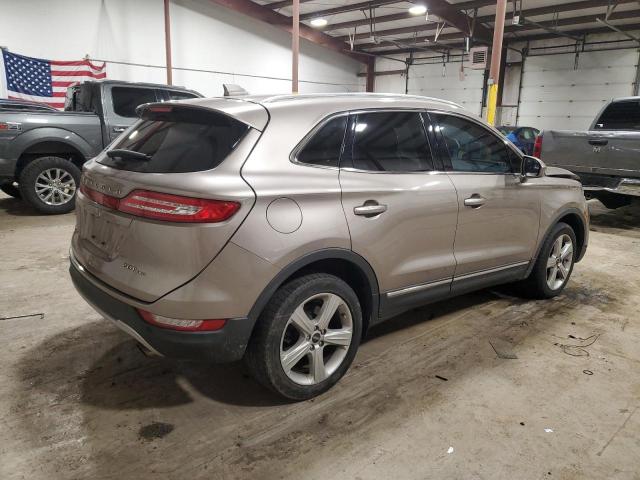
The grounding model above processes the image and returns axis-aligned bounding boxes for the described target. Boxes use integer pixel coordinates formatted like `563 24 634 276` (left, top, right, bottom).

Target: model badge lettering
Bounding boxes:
83 176 122 196
123 263 146 276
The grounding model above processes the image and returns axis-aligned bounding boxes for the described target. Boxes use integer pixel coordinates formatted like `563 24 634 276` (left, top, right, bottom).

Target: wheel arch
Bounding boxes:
16 141 87 178
247 248 380 339
527 207 588 277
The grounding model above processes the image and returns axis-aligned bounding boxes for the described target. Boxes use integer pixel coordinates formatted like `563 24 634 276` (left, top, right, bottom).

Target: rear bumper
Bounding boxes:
69 259 253 363
579 174 640 198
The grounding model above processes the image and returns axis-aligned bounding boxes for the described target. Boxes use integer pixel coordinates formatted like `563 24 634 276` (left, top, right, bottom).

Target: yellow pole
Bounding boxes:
487 83 499 125
486 0 507 126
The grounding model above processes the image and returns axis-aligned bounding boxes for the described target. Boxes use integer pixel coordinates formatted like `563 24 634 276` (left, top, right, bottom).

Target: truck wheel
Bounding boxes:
0 182 21 199
19 156 81 214
520 222 577 299
245 273 362 400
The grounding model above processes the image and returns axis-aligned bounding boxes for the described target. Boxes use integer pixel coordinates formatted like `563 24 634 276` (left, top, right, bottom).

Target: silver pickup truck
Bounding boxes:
535 96 640 209
0 80 200 213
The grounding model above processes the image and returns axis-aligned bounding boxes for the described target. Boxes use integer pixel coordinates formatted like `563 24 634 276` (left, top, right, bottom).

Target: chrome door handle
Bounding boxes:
464 195 486 208
112 126 127 133
354 202 387 217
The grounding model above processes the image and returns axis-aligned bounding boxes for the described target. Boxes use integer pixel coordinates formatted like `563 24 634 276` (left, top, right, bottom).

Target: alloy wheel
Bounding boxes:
35 168 76 206
546 233 573 290
280 292 353 386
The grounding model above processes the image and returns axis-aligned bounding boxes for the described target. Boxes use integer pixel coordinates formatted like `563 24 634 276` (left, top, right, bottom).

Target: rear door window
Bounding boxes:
594 100 640 130
296 116 347 168
98 107 249 173
112 87 159 118
344 111 434 172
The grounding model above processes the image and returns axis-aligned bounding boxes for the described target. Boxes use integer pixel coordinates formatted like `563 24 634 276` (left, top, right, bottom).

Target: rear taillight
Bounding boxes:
80 184 119 209
80 185 240 223
138 309 226 332
119 190 239 223
533 134 543 159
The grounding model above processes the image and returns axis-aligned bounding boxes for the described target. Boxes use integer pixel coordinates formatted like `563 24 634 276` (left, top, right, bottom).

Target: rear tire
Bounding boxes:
18 156 81 214
245 273 362 401
520 222 577 299
0 182 21 199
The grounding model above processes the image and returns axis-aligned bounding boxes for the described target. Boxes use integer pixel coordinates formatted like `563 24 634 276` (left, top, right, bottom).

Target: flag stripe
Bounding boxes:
50 60 106 71
2 50 106 110
50 70 106 78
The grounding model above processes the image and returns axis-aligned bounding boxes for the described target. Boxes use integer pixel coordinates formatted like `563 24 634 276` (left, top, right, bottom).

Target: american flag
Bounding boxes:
1 50 106 109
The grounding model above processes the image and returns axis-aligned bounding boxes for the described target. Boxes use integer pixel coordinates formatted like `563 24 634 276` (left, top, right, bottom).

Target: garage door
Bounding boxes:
518 50 638 131
407 62 485 115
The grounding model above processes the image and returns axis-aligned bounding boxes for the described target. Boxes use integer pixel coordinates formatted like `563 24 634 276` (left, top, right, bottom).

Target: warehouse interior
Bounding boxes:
1 0 639 479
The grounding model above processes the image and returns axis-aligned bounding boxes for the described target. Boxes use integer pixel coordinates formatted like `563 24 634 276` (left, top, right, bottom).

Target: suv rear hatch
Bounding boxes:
71 101 267 302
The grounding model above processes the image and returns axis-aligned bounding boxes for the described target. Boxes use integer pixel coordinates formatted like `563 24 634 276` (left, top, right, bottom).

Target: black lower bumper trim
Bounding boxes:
69 262 253 363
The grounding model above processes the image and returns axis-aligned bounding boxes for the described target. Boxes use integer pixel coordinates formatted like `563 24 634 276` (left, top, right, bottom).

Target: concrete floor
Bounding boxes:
1 193 639 480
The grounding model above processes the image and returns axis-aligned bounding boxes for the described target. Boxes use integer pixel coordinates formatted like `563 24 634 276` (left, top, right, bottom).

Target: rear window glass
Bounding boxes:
98 107 250 173
594 100 640 130
167 90 198 101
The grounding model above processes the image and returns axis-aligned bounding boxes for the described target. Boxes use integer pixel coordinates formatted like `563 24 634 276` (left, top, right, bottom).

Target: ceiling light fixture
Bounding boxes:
310 18 328 27
408 5 427 15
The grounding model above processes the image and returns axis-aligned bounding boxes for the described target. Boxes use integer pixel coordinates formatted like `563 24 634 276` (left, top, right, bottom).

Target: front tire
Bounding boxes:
18 156 81 214
245 273 362 400
522 222 577 299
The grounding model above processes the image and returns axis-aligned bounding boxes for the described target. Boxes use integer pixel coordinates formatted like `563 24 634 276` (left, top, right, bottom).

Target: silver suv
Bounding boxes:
70 94 589 400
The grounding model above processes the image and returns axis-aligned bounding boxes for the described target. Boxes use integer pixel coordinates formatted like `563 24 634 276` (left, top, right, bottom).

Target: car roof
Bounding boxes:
169 93 473 131
610 96 640 103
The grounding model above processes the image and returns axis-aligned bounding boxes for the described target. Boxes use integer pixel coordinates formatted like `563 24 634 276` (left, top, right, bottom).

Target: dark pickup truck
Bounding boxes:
536 96 640 209
0 80 201 213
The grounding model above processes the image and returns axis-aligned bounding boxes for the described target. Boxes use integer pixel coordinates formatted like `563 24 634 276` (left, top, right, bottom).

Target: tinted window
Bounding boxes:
435 114 512 173
98 107 249 173
594 100 640 130
66 85 100 113
112 87 158 118
167 90 198 101
297 116 347 168
347 112 433 172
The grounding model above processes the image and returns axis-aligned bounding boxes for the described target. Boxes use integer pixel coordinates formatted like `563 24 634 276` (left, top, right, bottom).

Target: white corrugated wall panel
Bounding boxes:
407 62 485 115
518 50 638 130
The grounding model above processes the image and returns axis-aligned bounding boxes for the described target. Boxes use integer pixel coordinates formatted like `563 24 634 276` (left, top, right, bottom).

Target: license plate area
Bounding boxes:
78 201 132 260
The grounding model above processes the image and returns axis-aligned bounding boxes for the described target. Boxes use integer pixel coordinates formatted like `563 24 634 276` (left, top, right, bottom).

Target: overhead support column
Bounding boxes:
486 0 507 125
164 0 173 85
366 57 375 92
292 0 300 93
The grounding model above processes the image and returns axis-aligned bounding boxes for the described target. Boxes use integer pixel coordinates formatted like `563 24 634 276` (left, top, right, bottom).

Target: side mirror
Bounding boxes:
521 155 545 181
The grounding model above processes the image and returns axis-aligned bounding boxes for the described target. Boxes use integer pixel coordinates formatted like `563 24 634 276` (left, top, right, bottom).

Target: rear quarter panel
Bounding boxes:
231 104 351 270
0 111 102 166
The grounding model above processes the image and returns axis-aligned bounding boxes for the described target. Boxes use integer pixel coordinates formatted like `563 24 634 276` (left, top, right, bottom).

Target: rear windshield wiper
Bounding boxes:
106 149 151 161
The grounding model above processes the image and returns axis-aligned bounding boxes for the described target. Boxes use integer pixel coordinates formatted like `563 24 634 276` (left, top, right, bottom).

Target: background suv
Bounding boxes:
70 94 589 400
